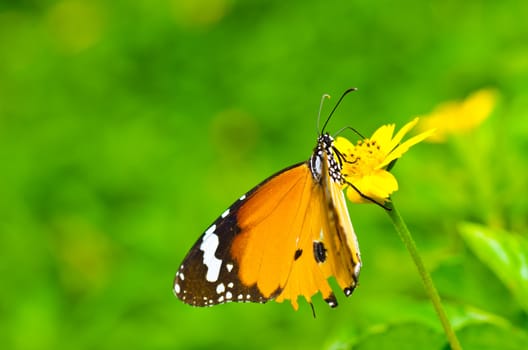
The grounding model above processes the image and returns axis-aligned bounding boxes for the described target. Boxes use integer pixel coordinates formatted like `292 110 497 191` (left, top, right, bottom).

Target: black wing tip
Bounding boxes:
269 286 283 300
343 285 356 297
324 293 338 308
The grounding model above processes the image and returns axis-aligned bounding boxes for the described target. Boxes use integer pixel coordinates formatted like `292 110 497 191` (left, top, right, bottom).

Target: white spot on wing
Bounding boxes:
221 208 230 218
179 272 184 281
226 263 233 272
227 282 234 289
216 283 225 294
199 229 223 282
355 262 361 277
226 291 232 300
174 283 180 294
239 194 246 201
204 224 216 239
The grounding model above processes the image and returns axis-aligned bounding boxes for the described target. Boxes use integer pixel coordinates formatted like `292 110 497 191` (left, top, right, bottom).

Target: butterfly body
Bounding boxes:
174 133 362 310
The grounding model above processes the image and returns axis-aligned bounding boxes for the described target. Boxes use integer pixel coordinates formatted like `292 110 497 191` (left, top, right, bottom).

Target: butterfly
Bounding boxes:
174 88 362 310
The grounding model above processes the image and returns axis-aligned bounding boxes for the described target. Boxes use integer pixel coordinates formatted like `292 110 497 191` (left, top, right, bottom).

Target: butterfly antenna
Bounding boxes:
316 93 332 135
333 125 365 139
320 87 358 134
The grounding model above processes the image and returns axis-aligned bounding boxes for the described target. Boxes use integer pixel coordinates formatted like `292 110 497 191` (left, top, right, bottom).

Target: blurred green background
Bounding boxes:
1 0 528 349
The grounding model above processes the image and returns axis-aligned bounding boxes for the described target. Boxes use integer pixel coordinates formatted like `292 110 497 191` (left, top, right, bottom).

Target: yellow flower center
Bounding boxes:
341 138 385 178
333 118 435 204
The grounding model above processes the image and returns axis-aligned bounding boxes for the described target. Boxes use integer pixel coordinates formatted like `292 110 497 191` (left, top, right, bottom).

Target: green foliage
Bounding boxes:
457 323 528 350
353 323 445 350
1 0 527 349
459 223 528 313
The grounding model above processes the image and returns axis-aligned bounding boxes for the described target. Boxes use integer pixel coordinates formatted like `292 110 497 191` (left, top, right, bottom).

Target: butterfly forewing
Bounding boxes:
174 134 362 310
174 163 306 306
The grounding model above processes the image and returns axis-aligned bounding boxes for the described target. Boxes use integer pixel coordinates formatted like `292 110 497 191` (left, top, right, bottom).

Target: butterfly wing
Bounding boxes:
318 150 362 299
265 150 361 309
174 162 308 307
174 150 361 310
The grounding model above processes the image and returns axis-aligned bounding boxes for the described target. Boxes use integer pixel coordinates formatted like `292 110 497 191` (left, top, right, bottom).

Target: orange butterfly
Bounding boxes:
174 89 362 310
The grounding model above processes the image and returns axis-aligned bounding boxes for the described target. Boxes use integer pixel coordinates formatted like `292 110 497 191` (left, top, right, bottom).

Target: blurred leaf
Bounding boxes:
457 322 528 350
353 323 445 350
352 294 445 332
447 303 515 330
347 304 527 350
353 322 528 350
450 304 528 349
458 222 528 313
432 253 519 319
351 293 512 333
327 295 528 350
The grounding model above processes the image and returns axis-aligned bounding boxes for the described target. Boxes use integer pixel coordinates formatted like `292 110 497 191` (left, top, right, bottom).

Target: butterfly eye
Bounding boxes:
310 151 323 181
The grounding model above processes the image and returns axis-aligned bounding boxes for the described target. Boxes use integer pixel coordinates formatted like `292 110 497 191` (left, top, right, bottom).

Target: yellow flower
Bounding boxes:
416 88 498 142
335 118 435 204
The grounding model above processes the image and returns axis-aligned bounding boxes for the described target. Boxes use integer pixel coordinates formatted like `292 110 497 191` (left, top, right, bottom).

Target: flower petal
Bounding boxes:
371 123 396 153
334 136 355 153
346 170 398 203
379 127 436 169
416 88 498 143
461 88 497 127
387 117 419 151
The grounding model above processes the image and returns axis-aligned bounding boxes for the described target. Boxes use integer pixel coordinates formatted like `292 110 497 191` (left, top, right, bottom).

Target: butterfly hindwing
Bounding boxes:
319 152 362 297
269 149 361 309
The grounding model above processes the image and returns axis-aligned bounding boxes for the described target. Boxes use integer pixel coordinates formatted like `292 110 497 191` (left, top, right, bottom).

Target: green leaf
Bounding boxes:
457 322 528 350
458 222 528 313
353 323 445 350
432 254 520 318
335 299 528 350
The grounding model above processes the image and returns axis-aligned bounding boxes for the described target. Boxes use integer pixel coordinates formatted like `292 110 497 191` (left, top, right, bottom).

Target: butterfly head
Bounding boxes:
312 88 358 185
309 133 343 184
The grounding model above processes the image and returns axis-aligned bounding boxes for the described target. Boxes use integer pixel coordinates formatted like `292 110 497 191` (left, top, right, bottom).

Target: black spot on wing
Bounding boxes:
313 241 327 263
294 249 303 260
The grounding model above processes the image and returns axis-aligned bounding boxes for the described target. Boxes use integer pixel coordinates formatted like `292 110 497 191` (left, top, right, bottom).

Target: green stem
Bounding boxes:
386 202 462 350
